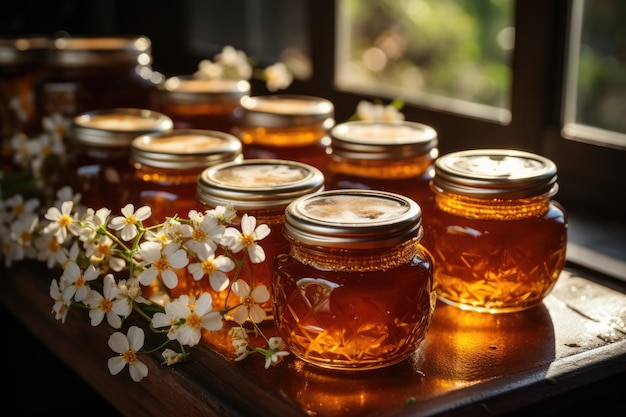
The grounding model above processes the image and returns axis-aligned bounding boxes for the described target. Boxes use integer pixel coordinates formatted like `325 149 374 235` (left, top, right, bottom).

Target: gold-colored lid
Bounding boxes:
158 76 250 104
239 94 335 128
47 36 152 67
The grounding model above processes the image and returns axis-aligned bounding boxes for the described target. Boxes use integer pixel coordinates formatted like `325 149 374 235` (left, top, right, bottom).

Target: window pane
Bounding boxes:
335 0 514 123
563 0 626 149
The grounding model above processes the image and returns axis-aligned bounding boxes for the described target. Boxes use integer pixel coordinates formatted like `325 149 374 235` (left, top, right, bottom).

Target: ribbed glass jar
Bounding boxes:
233 94 335 175
193 158 325 313
37 36 157 124
131 129 243 225
66 108 173 211
424 149 568 313
273 189 435 370
326 120 438 208
154 75 250 132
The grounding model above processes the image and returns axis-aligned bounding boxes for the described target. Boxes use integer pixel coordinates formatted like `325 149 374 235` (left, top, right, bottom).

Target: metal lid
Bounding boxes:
46 36 152 67
158 76 250 104
71 108 173 148
197 159 325 210
131 129 242 170
330 120 438 160
284 189 422 249
239 94 335 128
433 149 558 199
0 37 50 66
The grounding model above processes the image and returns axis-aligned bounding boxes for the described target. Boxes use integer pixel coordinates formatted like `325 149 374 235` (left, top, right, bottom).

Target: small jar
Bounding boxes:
154 75 250 132
131 129 243 224
273 189 435 370
66 108 173 211
0 36 50 162
37 36 157 125
425 149 568 313
233 94 335 175
326 120 438 207
194 158 325 312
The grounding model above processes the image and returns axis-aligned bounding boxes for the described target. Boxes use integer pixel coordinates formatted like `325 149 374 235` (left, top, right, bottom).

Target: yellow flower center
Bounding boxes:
240 233 254 248
58 214 72 228
192 229 208 242
201 260 217 275
241 295 255 308
99 298 113 313
76 274 85 288
20 231 32 243
153 256 169 272
47 238 60 252
123 349 137 364
125 214 137 225
14 203 24 216
186 313 202 329
97 243 111 256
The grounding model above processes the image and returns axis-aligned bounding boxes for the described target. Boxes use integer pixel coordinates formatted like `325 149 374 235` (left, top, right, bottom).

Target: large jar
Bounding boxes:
273 189 435 370
194 158 325 313
66 108 173 211
37 36 157 126
326 120 438 208
233 94 335 175
131 129 243 225
153 75 250 132
425 149 568 313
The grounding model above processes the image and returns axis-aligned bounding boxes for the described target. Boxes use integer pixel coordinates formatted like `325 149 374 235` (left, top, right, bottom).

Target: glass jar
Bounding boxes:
37 36 157 127
425 149 568 313
273 189 435 370
131 129 243 225
193 158 325 312
326 120 438 207
233 94 335 175
0 36 50 164
154 75 250 132
66 108 173 211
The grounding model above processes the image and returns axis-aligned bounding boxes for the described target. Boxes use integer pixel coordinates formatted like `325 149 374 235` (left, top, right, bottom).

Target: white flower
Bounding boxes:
137 241 189 289
230 281 270 324
53 186 81 210
42 112 71 140
152 293 223 346
4 194 39 222
215 45 253 80
34 232 69 268
185 213 224 254
61 261 100 303
116 277 149 305
84 234 126 272
356 100 405 122
264 347 290 369
85 274 131 328
222 214 270 263
161 349 185 366
205 204 237 224
229 326 250 361
43 200 79 243
77 207 111 242
187 243 234 292
109 204 151 241
107 326 149 382
264 62 293 92
50 278 71 323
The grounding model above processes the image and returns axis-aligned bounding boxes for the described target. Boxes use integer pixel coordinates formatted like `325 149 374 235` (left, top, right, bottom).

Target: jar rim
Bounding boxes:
157 76 251 104
131 129 242 170
197 158 325 210
284 189 422 249
239 94 335 128
433 149 558 199
46 36 151 67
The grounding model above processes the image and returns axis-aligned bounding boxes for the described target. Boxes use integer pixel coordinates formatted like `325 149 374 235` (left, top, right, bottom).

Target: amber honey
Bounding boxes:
233 95 335 175
66 108 173 211
192 159 325 314
326 120 438 208
154 76 250 132
425 149 567 313
37 36 157 122
273 189 435 370
131 129 242 225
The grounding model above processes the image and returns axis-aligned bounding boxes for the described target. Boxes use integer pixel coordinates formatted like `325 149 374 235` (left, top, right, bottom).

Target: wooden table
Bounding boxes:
2 261 625 417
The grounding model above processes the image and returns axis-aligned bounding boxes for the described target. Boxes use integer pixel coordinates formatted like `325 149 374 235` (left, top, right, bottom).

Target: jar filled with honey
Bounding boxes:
131 129 243 224
153 75 250 132
0 36 50 144
66 108 173 211
326 120 438 208
233 94 335 175
194 158 325 313
273 189 435 370
425 149 567 313
37 36 157 125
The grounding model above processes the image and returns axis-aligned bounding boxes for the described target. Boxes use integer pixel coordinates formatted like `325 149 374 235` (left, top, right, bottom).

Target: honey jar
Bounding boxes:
37 36 157 125
66 108 173 211
0 36 50 145
273 189 435 370
233 94 335 175
425 149 567 313
153 75 250 132
131 129 243 224
194 158 325 313
326 120 438 208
